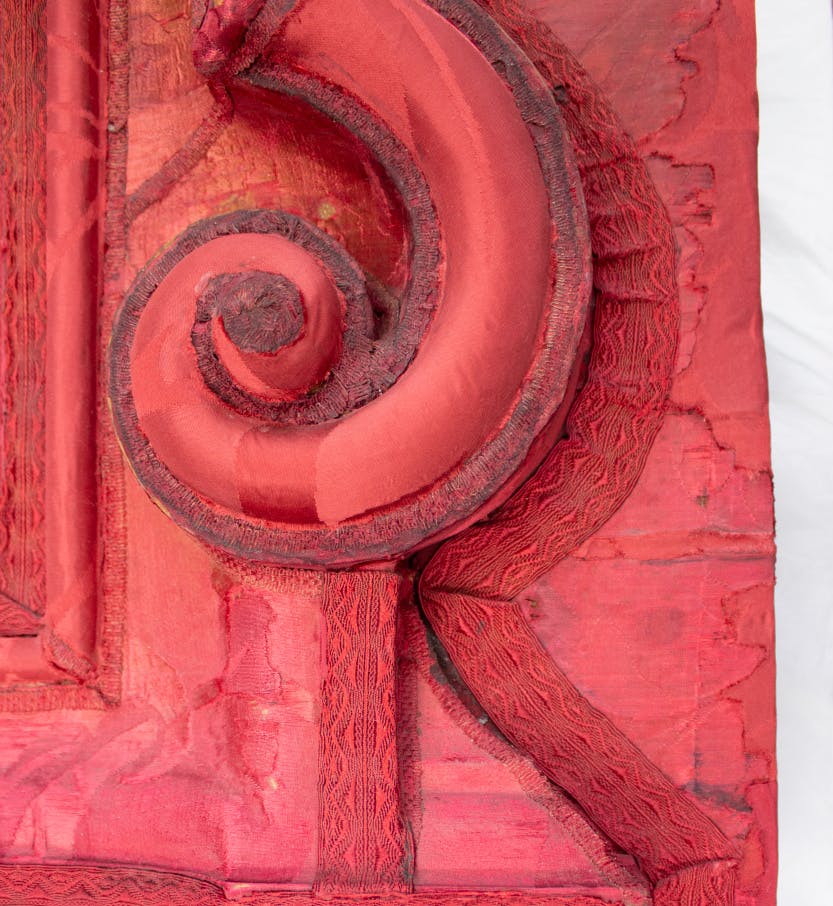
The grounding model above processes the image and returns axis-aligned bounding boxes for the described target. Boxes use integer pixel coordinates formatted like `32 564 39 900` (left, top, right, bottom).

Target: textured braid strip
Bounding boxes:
0 0 47 631
653 861 737 906
0 863 635 905
316 571 412 894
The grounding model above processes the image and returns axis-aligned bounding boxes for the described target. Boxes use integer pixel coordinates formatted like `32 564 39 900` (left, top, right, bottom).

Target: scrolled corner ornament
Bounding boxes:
110 0 594 569
108 0 738 902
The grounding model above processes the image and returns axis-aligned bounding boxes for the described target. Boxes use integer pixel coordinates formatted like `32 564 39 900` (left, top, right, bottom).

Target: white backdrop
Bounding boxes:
757 0 833 900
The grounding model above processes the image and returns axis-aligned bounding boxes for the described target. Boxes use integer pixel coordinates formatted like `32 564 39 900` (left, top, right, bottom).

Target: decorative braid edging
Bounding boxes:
0 0 47 631
316 571 412 894
0 864 638 905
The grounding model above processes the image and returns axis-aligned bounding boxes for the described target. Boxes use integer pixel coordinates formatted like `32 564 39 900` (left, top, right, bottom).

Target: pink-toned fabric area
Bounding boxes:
0 0 773 904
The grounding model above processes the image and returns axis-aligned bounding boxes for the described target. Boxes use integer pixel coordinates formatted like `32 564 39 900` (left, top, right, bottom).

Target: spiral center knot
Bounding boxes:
209 271 305 354
192 257 345 405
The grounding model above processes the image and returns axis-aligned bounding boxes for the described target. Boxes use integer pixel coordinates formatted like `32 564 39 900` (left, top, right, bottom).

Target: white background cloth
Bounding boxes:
757 0 833 899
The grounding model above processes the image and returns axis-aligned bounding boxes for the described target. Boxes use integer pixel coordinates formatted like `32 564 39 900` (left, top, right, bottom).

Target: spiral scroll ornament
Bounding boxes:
109 3 593 568
109 0 738 903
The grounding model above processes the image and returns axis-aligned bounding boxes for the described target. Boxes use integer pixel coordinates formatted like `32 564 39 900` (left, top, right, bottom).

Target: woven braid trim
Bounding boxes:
315 572 412 893
0 0 47 630
0 863 636 905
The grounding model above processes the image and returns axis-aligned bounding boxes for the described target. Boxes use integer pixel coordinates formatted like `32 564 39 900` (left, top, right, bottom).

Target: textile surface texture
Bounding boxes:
0 1 774 905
